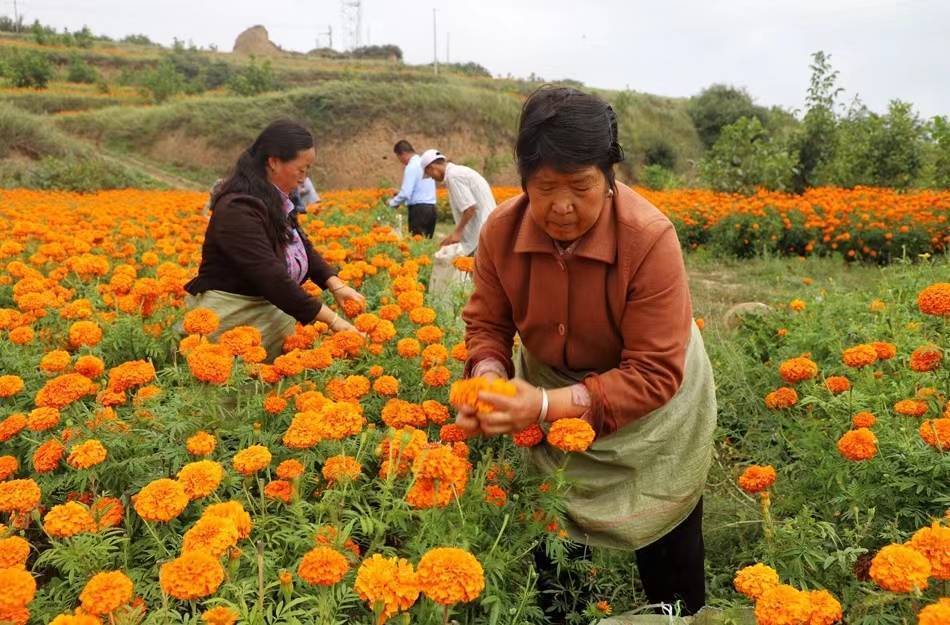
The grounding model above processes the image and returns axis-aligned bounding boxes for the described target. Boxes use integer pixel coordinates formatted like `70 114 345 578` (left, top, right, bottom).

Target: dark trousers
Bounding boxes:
407 203 437 238
533 498 705 621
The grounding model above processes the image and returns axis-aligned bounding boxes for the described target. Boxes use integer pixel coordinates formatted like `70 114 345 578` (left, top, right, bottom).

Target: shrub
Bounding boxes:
139 60 186 103
929 116 950 188
66 55 100 84
688 84 768 149
121 34 155 46
699 116 799 194
227 57 276 97
7 50 53 89
640 164 681 190
644 139 677 169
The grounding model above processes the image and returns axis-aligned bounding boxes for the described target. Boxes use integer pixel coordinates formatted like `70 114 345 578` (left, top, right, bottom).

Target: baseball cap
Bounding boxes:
419 149 445 174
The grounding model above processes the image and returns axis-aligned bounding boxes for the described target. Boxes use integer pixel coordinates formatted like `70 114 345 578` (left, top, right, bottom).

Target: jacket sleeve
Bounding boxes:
582 221 692 436
461 222 517 378
211 198 322 324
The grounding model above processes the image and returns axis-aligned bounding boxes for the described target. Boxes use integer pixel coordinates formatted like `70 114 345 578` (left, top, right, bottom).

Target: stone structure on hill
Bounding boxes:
233 26 282 57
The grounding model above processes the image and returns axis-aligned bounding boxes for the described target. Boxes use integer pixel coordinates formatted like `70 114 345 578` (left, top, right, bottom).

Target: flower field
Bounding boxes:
0 187 946 625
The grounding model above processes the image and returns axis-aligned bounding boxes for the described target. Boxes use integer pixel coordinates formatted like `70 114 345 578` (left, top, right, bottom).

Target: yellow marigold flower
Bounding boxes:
201 501 252 540
322 455 362 485
0 536 30 568
177 460 224 501
917 282 950 316
182 308 220 336
909 344 942 373
738 465 776 494
354 554 420 621
44 502 96 538
788 299 807 312
201 606 239 625
868 299 886 312
733 563 779 599
919 418 950 451
842 344 877 368
836 428 877 461
765 387 798 409
133 478 188 523
40 350 72 374
186 431 217 457
869 543 930 593
159 551 225 600
68 321 103 348
298 546 349 586
547 418 595 452
918 599 950 625
67 440 107 470
182 516 239 558
754 584 811 625
806 589 842 625
78 571 133 615
232 445 272 476
416 547 485 605
778 357 818 383
909 522 950 580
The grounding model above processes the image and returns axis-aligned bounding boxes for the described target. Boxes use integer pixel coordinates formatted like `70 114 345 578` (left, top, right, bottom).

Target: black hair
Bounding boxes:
516 86 625 191
214 119 314 246
393 139 415 155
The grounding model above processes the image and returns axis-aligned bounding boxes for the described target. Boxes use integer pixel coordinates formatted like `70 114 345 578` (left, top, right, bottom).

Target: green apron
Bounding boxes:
183 290 297 362
520 322 716 551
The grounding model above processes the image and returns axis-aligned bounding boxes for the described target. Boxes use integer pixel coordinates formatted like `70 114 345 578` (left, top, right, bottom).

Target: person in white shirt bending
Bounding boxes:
388 140 438 237
419 149 497 254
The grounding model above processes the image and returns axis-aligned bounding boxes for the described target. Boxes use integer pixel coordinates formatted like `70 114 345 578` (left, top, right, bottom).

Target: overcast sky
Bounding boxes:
7 0 949 117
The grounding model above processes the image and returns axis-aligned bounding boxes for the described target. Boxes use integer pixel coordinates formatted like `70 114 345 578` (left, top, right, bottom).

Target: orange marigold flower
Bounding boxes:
9 326 35 345
367 365 384 378
79 571 133 615
824 376 851 395
40 350 72 374
44 501 96 538
67 440 107 470
851 411 877 428
187 344 234 385
595 600 613 616
159 551 225 600
354 554 420 621
733 563 779 600
439 424 469 443
263 479 293 503
778 357 818 384
837 428 877 461
909 344 942 373
868 299 886 313
74 355 105 379
788 299 806 312
201 501 252 540
0 536 30 568
917 282 950 317
342 298 364 317
408 307 437 325
218 326 262 357
182 515 239 558
276 459 305 480
765 387 798 409
33 439 65 474
918 599 950 625
26 407 60 433
421 344 449 369
512 424 544 447
0 375 25 398
91 497 124 530
106 360 155 393
68 321 103 348
182 308 220 336
0 413 27 442
422 400 450 425
0 566 36 613
869 544 930 593
35 373 96 409
396 338 421 358
422 365 451 387
322 455 362 484
450 342 468 362
919 418 950 451
233 445 272 476
871 342 897 360
547 418 595 452
806 589 842 625
416 547 485 605
0 455 18 481
754 584 812 625
381 399 427 429
909 522 950 579
177 460 224 500
186 431 217 457
202 606 239 625
484 484 507 507
133 478 189 523
298 546 349 586
842 344 878 368
738 465 776 494
263 394 288 414
894 399 928 417
449 378 517 414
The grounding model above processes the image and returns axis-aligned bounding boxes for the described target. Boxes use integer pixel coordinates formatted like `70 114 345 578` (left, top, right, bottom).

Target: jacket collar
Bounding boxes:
513 194 617 264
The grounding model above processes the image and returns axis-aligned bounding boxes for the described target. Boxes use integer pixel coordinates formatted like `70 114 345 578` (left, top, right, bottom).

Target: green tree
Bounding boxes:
228 57 277 96
700 116 799 194
867 100 925 189
929 115 950 188
688 84 768 149
7 50 53 88
66 54 100 84
140 60 185 103
793 50 842 190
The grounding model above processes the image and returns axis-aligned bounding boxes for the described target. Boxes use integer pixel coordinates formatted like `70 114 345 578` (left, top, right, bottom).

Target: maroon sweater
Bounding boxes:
184 193 336 324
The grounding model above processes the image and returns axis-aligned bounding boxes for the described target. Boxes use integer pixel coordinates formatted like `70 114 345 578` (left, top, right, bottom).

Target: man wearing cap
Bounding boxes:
388 140 438 237
420 149 497 254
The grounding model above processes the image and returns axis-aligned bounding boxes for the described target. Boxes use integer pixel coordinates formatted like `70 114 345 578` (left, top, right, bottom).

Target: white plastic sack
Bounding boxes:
428 243 470 308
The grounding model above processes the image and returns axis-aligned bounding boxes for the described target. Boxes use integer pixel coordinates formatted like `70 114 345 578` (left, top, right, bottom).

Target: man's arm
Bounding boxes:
388 164 420 208
441 205 476 246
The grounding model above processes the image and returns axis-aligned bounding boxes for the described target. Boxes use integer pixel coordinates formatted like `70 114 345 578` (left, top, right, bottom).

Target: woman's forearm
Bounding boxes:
546 386 589 422
325 275 345 293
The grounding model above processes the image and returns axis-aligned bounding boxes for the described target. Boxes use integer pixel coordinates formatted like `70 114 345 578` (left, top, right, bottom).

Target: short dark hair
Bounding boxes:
515 86 625 190
393 140 415 155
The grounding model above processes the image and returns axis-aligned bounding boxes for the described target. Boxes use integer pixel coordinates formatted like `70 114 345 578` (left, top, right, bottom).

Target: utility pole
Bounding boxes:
446 32 450 64
432 8 438 75
13 0 19 32
317 25 333 50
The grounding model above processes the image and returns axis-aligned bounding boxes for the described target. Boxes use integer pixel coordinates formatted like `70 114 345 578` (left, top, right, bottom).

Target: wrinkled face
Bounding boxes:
525 165 609 242
424 160 447 182
267 147 316 194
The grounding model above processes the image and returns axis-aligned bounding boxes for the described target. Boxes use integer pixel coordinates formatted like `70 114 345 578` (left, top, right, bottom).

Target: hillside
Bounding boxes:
0 30 703 190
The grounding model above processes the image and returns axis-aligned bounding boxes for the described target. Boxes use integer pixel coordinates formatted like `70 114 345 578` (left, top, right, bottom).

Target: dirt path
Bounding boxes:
97 148 205 190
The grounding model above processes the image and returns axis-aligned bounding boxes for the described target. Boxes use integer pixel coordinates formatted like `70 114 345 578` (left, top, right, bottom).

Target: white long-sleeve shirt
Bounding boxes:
389 154 437 207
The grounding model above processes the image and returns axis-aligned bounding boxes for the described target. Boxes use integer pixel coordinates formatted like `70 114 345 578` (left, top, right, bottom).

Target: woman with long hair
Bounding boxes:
184 119 363 360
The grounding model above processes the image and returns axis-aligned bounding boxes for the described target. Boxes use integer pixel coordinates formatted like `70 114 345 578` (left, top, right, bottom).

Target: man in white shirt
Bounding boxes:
292 177 320 214
419 149 496 254
388 140 438 237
